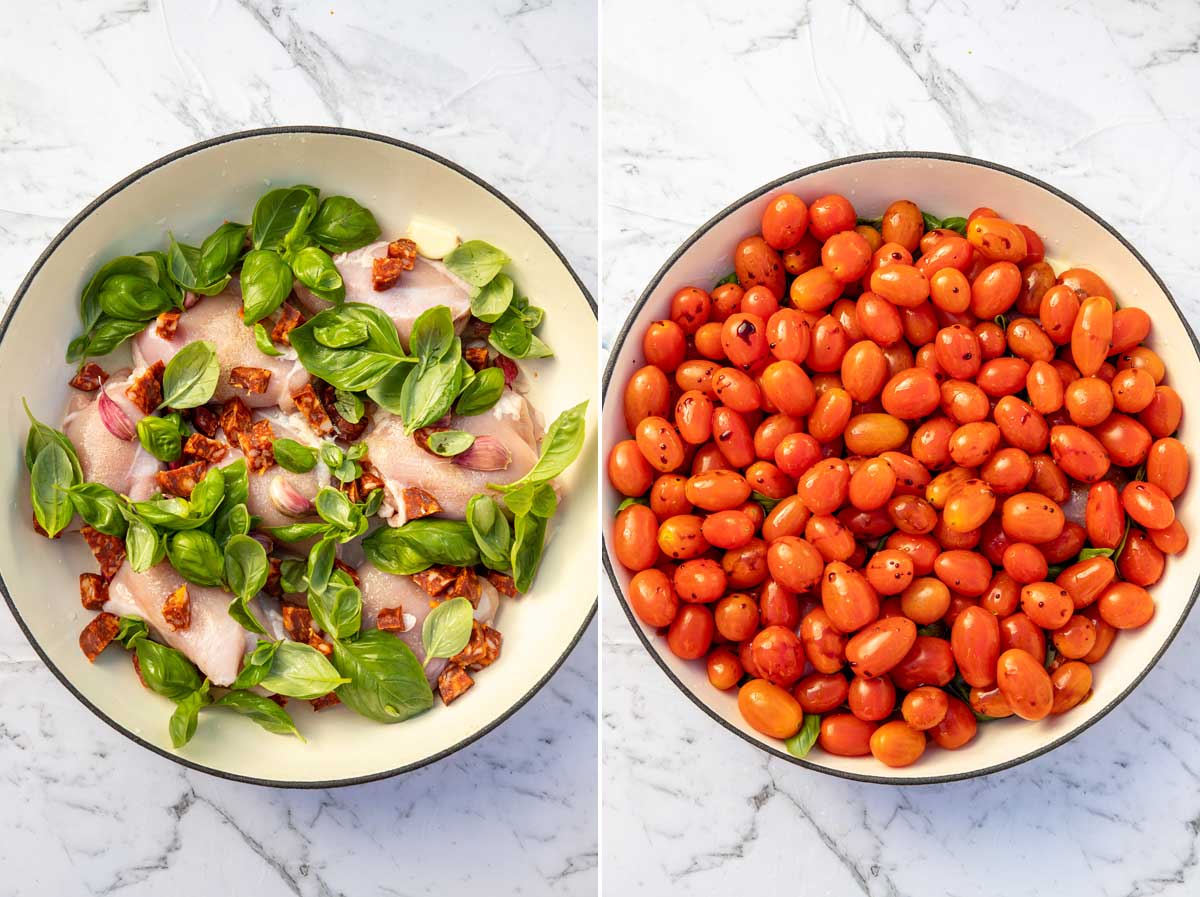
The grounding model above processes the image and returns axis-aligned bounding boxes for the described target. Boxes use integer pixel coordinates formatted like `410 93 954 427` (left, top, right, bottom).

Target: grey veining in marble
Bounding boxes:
601 1 1200 894
0 1 597 895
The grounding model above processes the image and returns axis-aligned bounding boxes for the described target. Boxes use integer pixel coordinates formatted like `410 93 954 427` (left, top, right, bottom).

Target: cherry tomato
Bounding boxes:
846 616 917 678
734 237 785 298
870 720 926 768
738 679 803 738
627 568 679 627
761 193 809 250
819 713 877 756
808 194 857 241
613 504 661 571
795 673 850 714
996 648 1053 720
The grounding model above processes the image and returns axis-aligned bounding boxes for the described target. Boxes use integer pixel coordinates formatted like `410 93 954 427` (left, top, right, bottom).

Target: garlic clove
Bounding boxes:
97 384 136 441
452 435 512 471
268 476 314 518
405 217 460 260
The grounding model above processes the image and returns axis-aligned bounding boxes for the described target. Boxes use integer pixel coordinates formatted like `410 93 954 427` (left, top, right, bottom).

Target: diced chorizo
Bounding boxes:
162 584 191 631
264 557 283 598
80 525 126 579
377 606 416 633
182 432 228 464
452 621 502 671
291 384 334 438
333 559 361 587
464 347 490 371
437 664 474 705
387 238 418 267
79 572 109 610
68 362 108 392
191 404 220 439
219 396 253 444
310 692 341 711
229 366 272 395
402 486 442 521
125 360 165 414
315 382 368 441
372 256 406 292
282 605 316 643
131 651 148 688
271 304 306 344
238 418 276 474
156 310 181 340
308 634 333 657
79 612 120 662
412 565 459 597
156 460 206 499
485 571 519 597
445 567 481 605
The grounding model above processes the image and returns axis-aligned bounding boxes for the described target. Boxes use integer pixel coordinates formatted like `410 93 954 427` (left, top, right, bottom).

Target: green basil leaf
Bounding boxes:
314 488 362 536
364 360 414 414
267 522 332 543
345 442 368 461
524 332 554 359
307 196 381 253
134 638 204 701
126 516 163 572
315 319 369 348
232 639 280 690
362 519 480 575
23 399 83 481
493 400 587 493
290 303 413 390
455 366 505 416
166 530 225 586
443 240 510 288
466 494 512 572
169 682 212 748
68 483 127 537
332 458 360 484
615 496 649 513
488 308 533 359
409 306 457 361
306 536 337 596
510 511 548 592
160 341 220 409
421 596 475 663
79 255 160 332
942 217 968 235
240 249 294 324
333 389 364 424
529 482 558 518
213 690 304 740
428 430 475 457
922 211 945 232
291 246 344 294
273 438 318 473
279 558 308 594
67 316 148 363
331 630 433 724
784 712 820 759
136 414 183 462
309 569 363 641
198 222 248 283
400 344 463 435
714 271 738 287
30 442 75 537
470 272 515 323
98 274 174 321
252 185 319 251
253 322 283 357
752 491 781 514
168 236 228 297
1078 546 1115 561
319 443 344 469
259 640 350 700
224 534 269 600
116 616 149 648
360 487 384 517
213 501 251 548
220 459 247 507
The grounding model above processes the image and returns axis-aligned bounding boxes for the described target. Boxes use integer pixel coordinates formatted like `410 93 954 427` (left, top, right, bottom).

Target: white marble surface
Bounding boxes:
0 1 597 895
602 1 1200 894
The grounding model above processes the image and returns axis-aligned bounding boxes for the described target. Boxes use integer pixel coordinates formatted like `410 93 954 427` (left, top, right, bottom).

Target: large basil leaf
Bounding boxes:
168 682 212 748
78 254 161 332
291 246 344 298
258 640 349 700
136 413 183 462
166 530 224 586
427 430 474 457
68 483 127 537
98 274 174 321
399 348 463 434
331 630 433 724
409 305 456 360
362 519 480 575
252 185 319 251
240 249 294 324
223 534 269 635
470 272 514 323
307 195 381 253
443 240 510 288
213 690 303 740
132 638 204 701
160 341 220 409
421 597 474 663
455 366 505 416
168 222 247 296
23 400 82 481
493 400 588 492
289 303 413 390
784 712 821 759
466 494 511 572
510 510 548 592
30 442 76 537
221 459 248 507
364 360 414 414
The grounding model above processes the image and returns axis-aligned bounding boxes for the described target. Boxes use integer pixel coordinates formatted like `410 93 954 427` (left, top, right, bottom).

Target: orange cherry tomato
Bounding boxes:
626 568 679 627
738 679 803 738
794 672 850 714
1050 661 1093 714
952 605 1002 687
996 648 1053 720
734 236 786 298
608 439 654 497
761 193 809 251
808 194 857 241
967 216 1028 262
930 696 977 749
902 686 949 731
846 616 917 678
1071 296 1114 376
750 625 807 687
1098 582 1155 629
870 720 927 768
612 504 661 571
819 713 877 756
1019 581 1074 630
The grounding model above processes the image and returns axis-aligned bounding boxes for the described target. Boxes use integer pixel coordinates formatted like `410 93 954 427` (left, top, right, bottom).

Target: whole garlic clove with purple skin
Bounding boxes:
97 385 136 441
452 435 512 471
268 476 314 518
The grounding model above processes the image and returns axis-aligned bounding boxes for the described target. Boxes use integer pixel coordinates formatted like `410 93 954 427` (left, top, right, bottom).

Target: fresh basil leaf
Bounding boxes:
232 639 280 690
466 494 512 572
333 389 364 424
258 640 350 700
524 332 554 359
752 491 781 514
529 482 558 518
409 306 457 361
168 236 227 297
252 185 319 251
307 196 381 253
470 272 514 323
400 342 463 434
30 442 75 537
79 255 161 333
455 366 504 416
224 534 269 601
1078 546 1115 561
427 430 475 457
213 501 250 548
292 246 344 295
134 638 204 701
213 690 304 740
273 438 318 473
331 630 433 724
306 536 336 597
98 274 174 321
364 359 414 414
253 322 283 357
421 596 474 664
315 319 368 348
160 341 220 409
943 217 968 235
360 487 384 517
136 414 183 462
116 616 149 648
314 488 363 536
279 558 308 594
240 249 294 324
922 211 945 232
493 400 587 493
511 511 548 592
784 713 820 759
67 316 148 363
332 458 360 483
198 222 248 283
267 522 331 543
443 240 510 288
615 496 649 513
309 568 363 641
126 516 163 572
488 308 533 359
714 271 738 287
363 519 481 575
917 621 950 639
345 442 368 461
189 466 227 519
319 443 344 469
221 459 247 507
169 682 212 748
167 530 224 586
290 304 413 390
68 483 127 537
23 400 83 481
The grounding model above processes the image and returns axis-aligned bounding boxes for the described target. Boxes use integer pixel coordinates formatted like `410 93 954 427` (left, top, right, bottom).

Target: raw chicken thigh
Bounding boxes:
293 242 472 349
217 411 328 529
365 390 543 522
62 371 161 501
132 287 309 411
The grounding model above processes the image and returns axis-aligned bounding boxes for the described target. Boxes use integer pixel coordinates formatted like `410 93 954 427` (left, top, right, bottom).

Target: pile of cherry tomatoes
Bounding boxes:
609 189 1189 769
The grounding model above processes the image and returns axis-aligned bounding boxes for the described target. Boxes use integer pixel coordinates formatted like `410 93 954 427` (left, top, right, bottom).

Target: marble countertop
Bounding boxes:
601 1 1200 895
0 1 596 895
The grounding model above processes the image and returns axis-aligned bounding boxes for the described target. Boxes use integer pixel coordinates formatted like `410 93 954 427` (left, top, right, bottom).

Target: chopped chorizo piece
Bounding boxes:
412 426 450 457
282 605 316 643
229 366 272 395
310 692 341 711
156 460 206 499
308 633 333 657
182 432 228 464
316 381 368 441
81 525 126 579
387 238 418 267
452 621 502 671
271 303 306 344
462 318 492 341
333 559 361 587
79 573 109 611
437 664 474 705
124 360 165 414
358 466 384 495
372 256 406 292
264 557 283 598
291 384 334 438
162 584 191 631
402 486 442 521
69 362 108 392
464 347 490 371
268 694 288 707
377 606 416 633
238 418 276 474
156 310 181 340
219 396 253 444
485 571 519 597
79 612 120 662
445 567 481 605
412 565 459 597
131 652 148 688
191 404 220 439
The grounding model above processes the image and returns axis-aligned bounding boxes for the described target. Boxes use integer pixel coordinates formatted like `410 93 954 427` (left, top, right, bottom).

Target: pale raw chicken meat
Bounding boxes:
293 242 472 349
365 390 543 522
62 371 161 501
358 563 500 683
104 561 271 686
132 287 309 411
